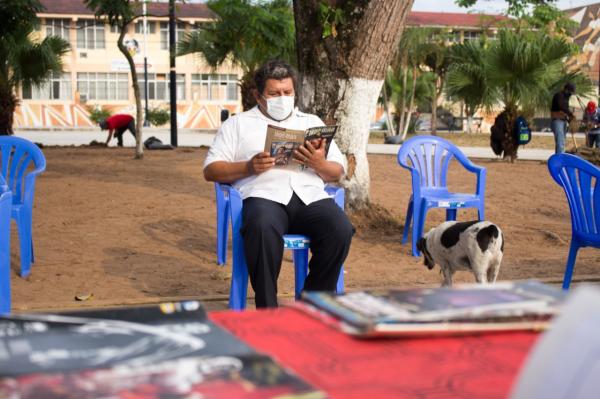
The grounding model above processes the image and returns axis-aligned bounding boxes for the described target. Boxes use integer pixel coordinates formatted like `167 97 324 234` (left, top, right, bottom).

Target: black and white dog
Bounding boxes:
416 221 504 286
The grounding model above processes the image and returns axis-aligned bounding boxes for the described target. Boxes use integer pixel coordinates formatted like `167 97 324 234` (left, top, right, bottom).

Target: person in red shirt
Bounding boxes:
99 114 136 147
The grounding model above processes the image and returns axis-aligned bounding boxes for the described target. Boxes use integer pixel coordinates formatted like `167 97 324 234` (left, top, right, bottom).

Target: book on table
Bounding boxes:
264 124 338 170
299 280 566 337
0 301 324 398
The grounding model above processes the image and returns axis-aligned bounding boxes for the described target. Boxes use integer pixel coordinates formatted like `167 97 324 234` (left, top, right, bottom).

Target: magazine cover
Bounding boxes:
0 301 324 398
264 125 339 170
299 280 565 337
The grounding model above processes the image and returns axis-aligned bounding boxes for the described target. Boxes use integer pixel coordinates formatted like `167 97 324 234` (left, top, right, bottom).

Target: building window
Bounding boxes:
463 31 481 42
77 72 129 100
448 31 461 44
22 72 72 100
160 22 185 50
76 20 105 49
191 74 238 101
139 73 185 101
110 25 119 34
46 19 70 41
135 21 156 34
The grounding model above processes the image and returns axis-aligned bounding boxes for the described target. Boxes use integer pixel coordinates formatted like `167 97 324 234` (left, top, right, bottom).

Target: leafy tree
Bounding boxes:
421 32 452 136
178 0 295 111
445 39 491 134
456 0 553 18
486 30 591 160
84 0 146 159
0 0 70 135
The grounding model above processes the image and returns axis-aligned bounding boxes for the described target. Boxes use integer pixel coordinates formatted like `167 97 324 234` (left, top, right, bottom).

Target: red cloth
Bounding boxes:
106 114 134 130
211 307 539 399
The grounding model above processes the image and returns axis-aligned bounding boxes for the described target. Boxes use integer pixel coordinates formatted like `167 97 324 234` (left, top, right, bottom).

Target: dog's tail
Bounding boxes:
476 224 503 253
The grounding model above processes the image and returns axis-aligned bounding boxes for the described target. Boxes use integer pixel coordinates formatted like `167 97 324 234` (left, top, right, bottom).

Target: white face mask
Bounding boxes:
264 95 295 121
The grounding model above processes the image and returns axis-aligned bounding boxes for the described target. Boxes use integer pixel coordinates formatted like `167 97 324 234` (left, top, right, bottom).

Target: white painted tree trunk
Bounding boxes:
466 114 473 134
333 77 383 209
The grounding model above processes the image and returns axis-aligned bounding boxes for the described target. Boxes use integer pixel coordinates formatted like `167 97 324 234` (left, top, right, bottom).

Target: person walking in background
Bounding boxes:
99 114 136 147
583 100 600 148
550 83 576 154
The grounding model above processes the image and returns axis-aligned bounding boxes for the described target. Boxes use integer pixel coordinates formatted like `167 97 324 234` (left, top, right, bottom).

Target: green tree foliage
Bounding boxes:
456 0 554 18
87 105 112 124
523 3 578 35
178 0 295 110
0 0 70 135
146 108 170 127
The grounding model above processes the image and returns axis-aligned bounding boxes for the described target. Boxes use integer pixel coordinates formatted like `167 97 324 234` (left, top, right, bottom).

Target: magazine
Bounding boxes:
264 124 339 170
299 280 566 337
0 301 324 398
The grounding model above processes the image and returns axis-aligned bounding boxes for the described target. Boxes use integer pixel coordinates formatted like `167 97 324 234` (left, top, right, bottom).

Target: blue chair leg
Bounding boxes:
446 209 457 221
477 205 485 221
412 203 426 257
0 248 9 314
216 201 229 266
336 265 344 294
229 230 248 310
16 215 32 278
402 198 413 245
293 248 309 299
562 240 579 290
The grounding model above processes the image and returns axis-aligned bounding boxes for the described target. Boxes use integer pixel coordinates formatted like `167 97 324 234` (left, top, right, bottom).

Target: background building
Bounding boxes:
15 0 241 129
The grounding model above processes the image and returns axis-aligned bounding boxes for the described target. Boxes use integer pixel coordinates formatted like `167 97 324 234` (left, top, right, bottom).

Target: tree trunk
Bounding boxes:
396 66 408 136
430 77 440 136
240 72 257 111
293 0 413 209
381 82 394 138
0 92 17 135
401 65 418 140
466 114 473 134
502 106 519 162
117 26 144 159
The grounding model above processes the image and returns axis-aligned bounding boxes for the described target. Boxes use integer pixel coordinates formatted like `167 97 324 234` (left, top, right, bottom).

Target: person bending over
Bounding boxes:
203 59 353 308
99 114 136 147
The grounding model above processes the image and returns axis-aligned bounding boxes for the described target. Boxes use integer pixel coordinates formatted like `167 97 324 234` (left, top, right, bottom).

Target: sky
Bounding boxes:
412 0 600 14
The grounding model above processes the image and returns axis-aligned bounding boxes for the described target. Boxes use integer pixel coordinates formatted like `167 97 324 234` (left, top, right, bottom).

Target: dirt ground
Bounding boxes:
9 146 600 312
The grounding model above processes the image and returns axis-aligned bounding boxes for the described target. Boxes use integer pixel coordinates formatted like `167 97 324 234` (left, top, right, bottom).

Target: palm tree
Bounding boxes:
0 2 69 135
178 0 295 110
445 39 492 134
485 29 591 160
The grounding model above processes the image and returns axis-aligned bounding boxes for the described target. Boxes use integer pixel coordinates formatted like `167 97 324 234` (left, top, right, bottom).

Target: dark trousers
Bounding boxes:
115 120 136 146
241 193 353 308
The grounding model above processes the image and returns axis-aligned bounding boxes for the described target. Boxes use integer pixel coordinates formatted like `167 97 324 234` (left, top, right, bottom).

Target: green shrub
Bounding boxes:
146 108 170 127
87 105 112 125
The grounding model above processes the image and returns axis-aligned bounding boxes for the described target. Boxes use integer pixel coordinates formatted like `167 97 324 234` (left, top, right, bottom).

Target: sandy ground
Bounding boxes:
9 146 600 312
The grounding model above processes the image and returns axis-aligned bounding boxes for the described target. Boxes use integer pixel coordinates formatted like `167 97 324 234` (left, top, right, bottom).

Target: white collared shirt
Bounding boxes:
204 106 346 205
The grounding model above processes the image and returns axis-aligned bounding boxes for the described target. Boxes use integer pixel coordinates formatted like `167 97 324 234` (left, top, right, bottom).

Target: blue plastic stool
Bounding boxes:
215 183 345 310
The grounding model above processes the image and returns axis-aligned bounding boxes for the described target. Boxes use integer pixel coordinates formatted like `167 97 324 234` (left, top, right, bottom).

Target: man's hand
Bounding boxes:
294 139 326 170
248 152 275 175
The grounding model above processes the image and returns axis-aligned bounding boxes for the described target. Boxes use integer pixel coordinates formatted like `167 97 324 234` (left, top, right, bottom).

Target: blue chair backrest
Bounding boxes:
398 135 473 191
0 137 46 205
548 153 600 237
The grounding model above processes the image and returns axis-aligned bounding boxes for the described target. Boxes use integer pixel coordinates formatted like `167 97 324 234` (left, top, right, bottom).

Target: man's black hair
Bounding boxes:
254 60 297 95
99 119 108 130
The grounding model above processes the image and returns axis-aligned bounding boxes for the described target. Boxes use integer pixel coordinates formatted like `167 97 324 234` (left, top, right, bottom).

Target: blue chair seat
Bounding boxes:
548 153 600 289
215 183 345 310
420 189 481 208
398 135 486 256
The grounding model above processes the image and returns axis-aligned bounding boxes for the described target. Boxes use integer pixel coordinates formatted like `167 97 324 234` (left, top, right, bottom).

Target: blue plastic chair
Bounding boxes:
0 184 11 314
397 135 486 256
215 183 345 310
548 153 600 290
0 137 46 277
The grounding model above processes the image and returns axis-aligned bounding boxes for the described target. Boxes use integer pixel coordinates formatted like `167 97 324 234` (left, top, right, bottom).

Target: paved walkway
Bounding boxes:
14 129 554 161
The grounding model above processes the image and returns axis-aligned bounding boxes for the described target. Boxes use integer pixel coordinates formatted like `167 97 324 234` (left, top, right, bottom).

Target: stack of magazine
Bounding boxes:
0 301 323 398
299 280 566 338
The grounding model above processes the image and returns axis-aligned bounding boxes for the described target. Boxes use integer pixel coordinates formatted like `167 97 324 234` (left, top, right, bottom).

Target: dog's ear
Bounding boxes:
417 237 426 253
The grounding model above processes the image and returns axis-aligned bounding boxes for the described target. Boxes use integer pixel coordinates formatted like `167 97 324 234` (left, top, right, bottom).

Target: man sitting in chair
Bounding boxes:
203 59 353 308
